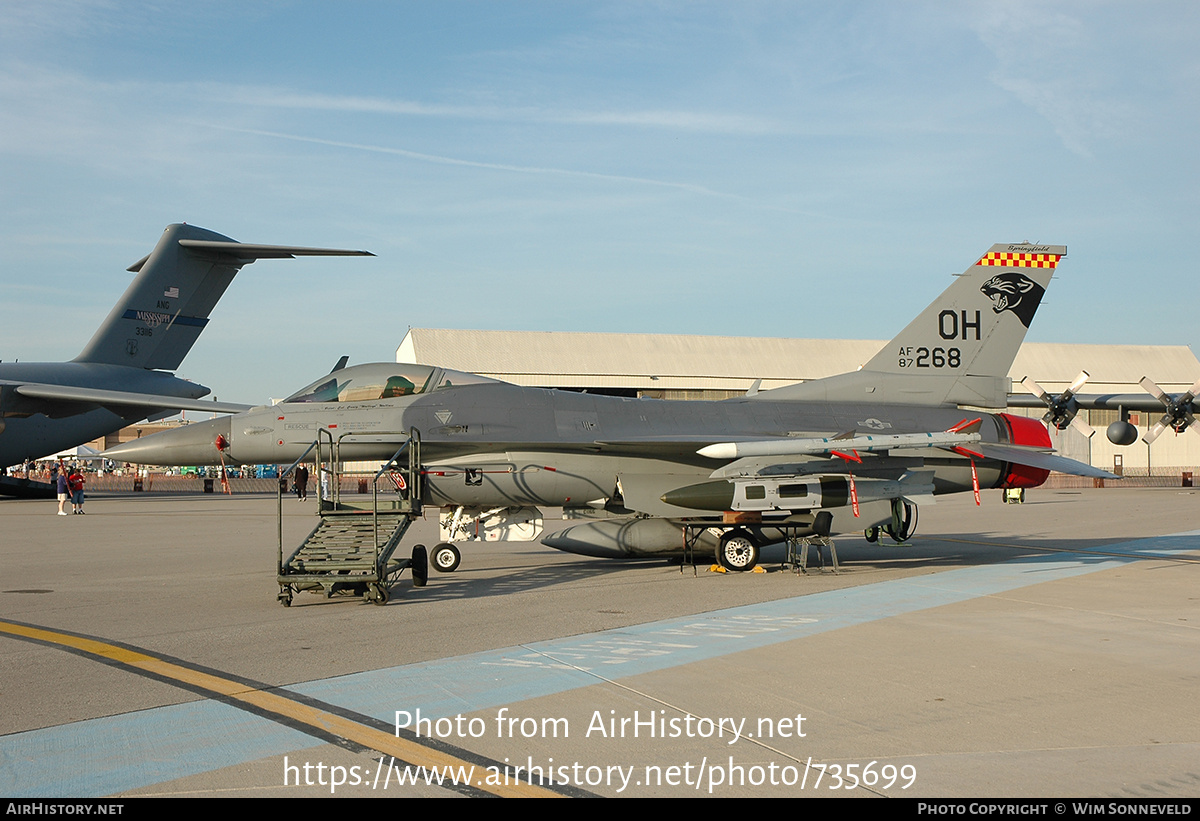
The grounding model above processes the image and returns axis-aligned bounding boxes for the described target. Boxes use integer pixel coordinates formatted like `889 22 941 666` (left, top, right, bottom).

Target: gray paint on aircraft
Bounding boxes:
106 242 1114 557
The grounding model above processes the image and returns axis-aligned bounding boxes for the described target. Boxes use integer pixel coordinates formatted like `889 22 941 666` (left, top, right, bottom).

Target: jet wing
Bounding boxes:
10 383 252 414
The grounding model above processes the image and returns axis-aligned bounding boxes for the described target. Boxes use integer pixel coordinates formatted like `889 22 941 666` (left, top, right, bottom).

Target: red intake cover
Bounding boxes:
998 413 1051 488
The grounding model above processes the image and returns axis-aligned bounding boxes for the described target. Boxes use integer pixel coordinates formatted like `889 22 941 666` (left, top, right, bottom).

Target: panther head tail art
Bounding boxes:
980 272 1045 329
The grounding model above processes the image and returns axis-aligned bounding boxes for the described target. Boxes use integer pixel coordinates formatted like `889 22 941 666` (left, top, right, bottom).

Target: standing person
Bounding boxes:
56 470 70 516
294 464 309 500
67 467 86 514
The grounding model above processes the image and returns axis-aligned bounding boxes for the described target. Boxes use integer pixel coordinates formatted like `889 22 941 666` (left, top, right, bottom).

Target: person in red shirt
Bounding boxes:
67 468 86 514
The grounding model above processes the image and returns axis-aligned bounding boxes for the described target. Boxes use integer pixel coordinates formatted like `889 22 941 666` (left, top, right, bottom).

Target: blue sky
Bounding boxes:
2 1 1197 404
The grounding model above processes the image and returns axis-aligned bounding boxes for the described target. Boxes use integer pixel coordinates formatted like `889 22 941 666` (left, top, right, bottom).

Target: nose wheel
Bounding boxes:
432 543 461 573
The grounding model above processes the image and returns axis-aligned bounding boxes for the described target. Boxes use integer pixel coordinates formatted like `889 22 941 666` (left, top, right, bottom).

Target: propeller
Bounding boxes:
1021 370 1094 438
1139 376 1200 444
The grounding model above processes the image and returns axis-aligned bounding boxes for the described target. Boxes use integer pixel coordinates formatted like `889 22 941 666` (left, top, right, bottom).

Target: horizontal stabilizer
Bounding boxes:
126 244 372 272
976 442 1118 480
174 240 374 261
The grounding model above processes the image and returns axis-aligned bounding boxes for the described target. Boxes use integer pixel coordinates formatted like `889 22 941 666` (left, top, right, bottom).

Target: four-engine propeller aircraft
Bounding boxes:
0 224 372 479
106 242 1134 572
1006 370 1200 446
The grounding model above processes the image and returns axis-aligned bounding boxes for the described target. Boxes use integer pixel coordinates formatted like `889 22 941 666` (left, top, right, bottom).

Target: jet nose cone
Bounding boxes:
103 416 233 466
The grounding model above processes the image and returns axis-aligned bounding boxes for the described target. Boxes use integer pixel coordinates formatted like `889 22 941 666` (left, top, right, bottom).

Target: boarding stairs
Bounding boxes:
276 429 428 607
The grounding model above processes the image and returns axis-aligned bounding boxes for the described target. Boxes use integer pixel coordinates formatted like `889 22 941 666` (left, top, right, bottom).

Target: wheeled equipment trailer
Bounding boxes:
276 429 427 606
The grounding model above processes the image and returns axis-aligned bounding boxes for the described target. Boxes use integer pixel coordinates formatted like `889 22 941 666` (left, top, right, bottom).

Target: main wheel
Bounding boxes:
411 545 428 588
432 543 461 573
885 499 918 543
716 530 759 572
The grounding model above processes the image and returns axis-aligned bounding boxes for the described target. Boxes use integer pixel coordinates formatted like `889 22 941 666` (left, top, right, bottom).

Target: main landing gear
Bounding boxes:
715 529 760 572
864 499 918 544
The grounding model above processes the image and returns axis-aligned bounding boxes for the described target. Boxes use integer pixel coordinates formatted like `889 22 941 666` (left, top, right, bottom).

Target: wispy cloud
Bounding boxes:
968 2 1141 157
204 124 731 196
198 123 821 216
210 86 786 135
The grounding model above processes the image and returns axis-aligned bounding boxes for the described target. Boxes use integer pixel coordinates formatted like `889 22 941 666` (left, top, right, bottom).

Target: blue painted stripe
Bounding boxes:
0 700 312 798
2 531 1196 797
120 309 208 327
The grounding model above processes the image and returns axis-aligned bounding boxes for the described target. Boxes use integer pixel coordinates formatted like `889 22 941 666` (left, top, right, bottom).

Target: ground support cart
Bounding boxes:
276 430 426 606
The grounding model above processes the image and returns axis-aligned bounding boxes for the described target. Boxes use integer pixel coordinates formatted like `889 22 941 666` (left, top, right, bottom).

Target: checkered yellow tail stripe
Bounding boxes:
976 252 1060 268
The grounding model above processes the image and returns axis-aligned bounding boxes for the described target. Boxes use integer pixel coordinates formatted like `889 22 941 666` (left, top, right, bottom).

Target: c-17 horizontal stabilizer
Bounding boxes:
174 240 375 261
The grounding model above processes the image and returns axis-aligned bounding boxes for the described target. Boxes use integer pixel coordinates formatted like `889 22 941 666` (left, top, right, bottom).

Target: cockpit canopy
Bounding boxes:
284 363 501 404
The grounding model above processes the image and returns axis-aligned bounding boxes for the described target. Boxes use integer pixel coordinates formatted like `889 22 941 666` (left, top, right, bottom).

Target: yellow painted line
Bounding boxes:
0 619 563 798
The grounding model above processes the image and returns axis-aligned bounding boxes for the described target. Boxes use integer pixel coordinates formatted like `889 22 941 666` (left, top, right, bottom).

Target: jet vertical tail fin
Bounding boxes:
763 243 1065 408
862 244 1062 381
73 224 372 371
75 224 245 370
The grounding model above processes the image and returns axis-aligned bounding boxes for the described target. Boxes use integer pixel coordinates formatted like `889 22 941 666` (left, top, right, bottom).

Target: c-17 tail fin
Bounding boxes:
73 223 372 371
763 243 1065 408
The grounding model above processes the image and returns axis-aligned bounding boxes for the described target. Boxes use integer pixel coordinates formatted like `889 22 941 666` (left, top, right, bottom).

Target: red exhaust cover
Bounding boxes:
998 413 1051 488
